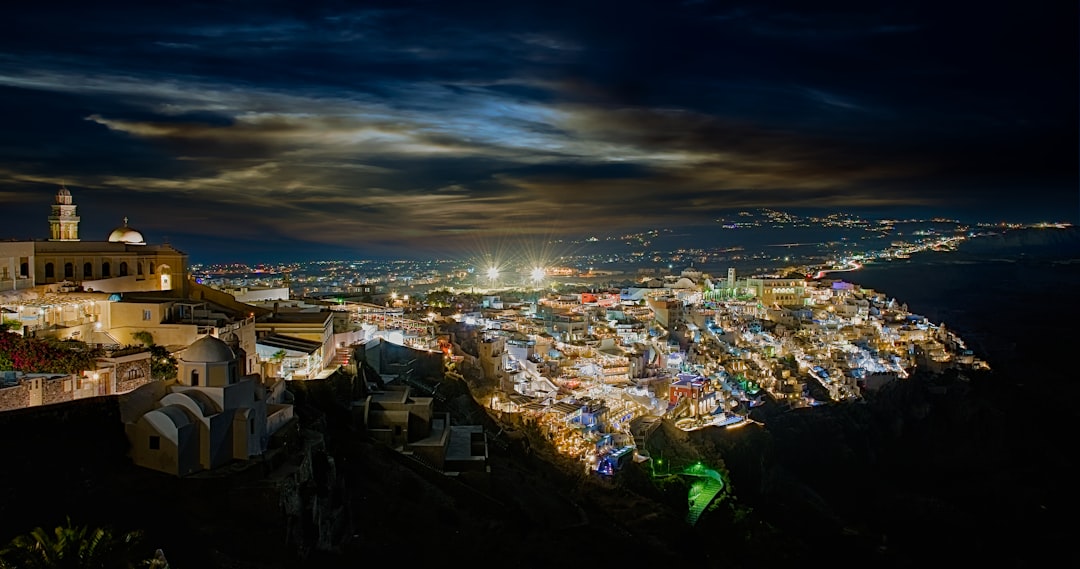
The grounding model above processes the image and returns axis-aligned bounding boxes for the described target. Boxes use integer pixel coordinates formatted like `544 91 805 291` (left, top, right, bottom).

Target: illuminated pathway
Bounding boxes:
809 259 863 280
681 463 725 526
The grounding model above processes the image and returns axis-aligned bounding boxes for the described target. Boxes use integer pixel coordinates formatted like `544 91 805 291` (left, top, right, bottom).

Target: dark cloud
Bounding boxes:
0 0 1075 262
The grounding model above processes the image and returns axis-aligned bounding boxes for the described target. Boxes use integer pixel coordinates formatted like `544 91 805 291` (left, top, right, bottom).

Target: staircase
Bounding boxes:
685 477 724 526
330 349 351 367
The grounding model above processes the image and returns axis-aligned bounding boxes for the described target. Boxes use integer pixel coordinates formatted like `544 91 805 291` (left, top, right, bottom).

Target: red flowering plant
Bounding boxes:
0 331 100 374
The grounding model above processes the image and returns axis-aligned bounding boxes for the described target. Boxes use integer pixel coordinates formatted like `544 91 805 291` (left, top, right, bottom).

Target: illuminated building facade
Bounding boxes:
745 278 809 307
1 186 190 296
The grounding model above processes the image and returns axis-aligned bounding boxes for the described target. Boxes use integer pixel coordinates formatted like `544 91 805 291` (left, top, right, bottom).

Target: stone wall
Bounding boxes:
42 376 74 405
0 375 79 411
113 357 153 394
0 363 153 413
0 384 29 412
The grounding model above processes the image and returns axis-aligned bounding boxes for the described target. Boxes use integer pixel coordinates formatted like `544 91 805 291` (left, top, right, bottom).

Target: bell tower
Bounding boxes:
48 184 80 241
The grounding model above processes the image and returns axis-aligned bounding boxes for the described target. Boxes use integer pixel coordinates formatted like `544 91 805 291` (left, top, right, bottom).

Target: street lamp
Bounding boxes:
531 267 545 288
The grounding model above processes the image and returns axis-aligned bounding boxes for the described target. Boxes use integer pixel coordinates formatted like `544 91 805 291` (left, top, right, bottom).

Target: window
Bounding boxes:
64 263 74 278
102 262 110 277
148 264 154 275
249 419 255 435
19 258 28 278
149 435 160 450
45 263 54 278
127 368 144 379
119 262 128 276
137 262 143 275
191 370 199 386
83 262 93 278
142 309 152 321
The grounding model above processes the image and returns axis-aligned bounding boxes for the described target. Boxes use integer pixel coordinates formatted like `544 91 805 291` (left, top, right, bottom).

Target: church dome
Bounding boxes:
107 217 145 245
181 336 235 363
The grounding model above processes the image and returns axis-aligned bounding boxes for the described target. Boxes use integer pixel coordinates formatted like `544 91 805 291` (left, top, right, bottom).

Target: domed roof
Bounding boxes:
54 185 73 205
107 217 145 245
181 336 235 363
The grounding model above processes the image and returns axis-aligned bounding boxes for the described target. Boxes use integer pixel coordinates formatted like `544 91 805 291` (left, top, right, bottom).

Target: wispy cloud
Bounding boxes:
0 1 1072 259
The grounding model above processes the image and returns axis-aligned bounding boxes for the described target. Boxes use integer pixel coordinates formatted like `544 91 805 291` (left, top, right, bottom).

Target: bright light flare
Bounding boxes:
487 267 499 281
531 267 545 283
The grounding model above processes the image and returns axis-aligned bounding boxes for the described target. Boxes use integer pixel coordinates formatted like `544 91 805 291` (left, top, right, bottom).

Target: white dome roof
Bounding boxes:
181 336 235 363
107 218 146 245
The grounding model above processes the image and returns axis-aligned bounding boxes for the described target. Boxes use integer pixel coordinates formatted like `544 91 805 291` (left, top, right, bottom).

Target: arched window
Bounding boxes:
148 263 154 275
64 263 74 279
191 370 199 386
19 262 28 277
119 262 128 276
102 262 111 277
83 262 93 278
44 263 54 278
137 262 143 275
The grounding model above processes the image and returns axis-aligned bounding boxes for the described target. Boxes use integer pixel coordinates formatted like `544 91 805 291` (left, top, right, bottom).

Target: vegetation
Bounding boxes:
422 289 482 310
0 333 99 374
147 346 176 382
130 331 154 346
127 331 175 381
0 320 20 333
0 518 164 569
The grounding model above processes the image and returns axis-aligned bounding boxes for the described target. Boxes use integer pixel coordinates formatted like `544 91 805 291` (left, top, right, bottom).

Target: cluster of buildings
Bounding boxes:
2 186 489 478
0 187 990 480
450 264 987 475
0 187 374 476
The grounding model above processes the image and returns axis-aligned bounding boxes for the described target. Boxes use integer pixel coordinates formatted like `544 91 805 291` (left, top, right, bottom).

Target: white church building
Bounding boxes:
122 335 293 476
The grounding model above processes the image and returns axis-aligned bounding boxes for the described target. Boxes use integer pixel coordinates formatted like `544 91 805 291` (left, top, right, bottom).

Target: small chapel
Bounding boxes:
123 334 293 476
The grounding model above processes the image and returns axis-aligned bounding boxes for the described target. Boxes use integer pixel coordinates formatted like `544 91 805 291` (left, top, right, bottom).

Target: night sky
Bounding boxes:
1 1 1075 262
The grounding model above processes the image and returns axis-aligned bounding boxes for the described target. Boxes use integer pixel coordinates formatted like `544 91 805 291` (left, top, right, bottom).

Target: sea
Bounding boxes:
839 227 1079 384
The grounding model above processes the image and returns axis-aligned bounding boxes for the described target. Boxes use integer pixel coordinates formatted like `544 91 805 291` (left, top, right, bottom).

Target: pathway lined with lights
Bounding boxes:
680 463 724 525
